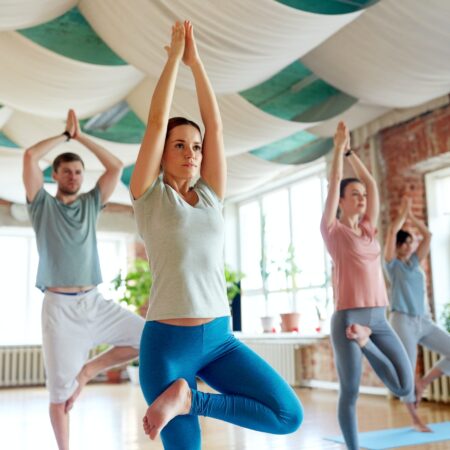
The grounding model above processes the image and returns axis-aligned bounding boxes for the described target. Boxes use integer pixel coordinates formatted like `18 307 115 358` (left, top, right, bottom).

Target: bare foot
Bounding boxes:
346 324 372 347
406 402 432 433
64 364 93 413
412 419 432 433
143 379 192 440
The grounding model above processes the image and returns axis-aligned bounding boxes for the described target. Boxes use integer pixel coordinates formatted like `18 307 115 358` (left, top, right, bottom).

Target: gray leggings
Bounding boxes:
390 311 450 403
331 307 413 450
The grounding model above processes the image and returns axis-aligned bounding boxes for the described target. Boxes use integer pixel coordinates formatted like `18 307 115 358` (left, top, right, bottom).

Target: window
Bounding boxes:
238 169 332 334
0 228 130 345
426 167 450 326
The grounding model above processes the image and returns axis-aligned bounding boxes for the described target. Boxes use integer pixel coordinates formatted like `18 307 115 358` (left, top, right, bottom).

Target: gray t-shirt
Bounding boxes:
131 176 230 321
27 186 103 291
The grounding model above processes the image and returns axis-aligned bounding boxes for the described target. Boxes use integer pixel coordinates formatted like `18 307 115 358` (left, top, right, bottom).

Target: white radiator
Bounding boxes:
422 347 450 403
0 346 46 387
0 346 104 388
239 341 299 386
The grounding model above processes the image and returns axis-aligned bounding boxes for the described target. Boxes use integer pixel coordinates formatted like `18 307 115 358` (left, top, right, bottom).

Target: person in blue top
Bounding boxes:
384 195 450 432
130 21 302 450
23 109 145 450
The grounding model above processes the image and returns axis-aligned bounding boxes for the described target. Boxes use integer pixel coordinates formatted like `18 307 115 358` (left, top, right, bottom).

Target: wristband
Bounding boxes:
344 149 353 157
62 131 71 141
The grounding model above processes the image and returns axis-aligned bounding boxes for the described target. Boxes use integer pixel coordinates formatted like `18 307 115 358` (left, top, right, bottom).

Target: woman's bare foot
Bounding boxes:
64 364 93 413
412 419 432 433
346 324 372 347
143 378 192 440
406 402 432 432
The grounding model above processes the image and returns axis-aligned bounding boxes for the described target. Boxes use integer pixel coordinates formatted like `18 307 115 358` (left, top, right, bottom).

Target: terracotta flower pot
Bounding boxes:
106 369 123 384
280 313 301 332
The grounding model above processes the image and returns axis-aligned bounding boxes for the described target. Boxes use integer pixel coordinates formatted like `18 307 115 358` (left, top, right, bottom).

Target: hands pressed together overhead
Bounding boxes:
165 20 201 67
65 108 81 140
334 121 350 152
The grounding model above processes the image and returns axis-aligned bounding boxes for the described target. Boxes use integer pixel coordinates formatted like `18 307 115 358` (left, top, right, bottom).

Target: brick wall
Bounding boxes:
377 102 450 315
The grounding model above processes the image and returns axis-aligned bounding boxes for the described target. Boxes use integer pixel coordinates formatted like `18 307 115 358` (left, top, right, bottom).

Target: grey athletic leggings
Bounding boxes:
331 307 413 450
391 311 450 403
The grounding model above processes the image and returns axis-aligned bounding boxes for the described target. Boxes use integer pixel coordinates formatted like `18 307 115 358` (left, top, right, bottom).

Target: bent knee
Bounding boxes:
397 385 413 398
278 402 303 434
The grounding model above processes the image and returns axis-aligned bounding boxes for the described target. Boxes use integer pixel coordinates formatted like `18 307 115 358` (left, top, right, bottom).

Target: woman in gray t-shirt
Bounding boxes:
130 21 303 449
385 195 450 432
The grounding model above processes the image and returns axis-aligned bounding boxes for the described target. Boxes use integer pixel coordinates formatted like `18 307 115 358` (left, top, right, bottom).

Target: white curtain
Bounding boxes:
3 111 140 170
303 0 450 108
127 77 316 157
0 106 13 129
0 32 144 119
308 102 388 138
226 153 294 198
80 0 361 93
0 0 75 30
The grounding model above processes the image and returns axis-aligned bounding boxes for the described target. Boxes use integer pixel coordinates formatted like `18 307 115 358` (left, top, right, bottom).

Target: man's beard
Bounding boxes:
59 185 80 195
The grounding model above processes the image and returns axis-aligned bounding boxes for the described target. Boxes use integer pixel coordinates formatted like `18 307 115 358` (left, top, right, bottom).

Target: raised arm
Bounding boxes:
322 121 349 229
409 209 432 262
182 21 226 199
384 196 410 262
130 22 185 200
345 149 379 228
69 110 123 204
23 110 73 202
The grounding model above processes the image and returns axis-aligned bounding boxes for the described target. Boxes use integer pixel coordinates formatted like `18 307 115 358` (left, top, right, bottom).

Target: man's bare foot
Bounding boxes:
143 378 192 440
64 364 93 413
346 324 372 347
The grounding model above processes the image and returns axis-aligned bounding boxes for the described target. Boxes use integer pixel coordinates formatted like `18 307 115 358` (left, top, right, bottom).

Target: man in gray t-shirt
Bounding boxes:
23 109 144 450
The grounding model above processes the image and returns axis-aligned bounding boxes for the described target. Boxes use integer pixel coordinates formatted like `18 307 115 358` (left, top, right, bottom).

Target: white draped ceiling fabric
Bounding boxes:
302 0 450 107
79 0 361 93
0 0 449 205
127 78 315 156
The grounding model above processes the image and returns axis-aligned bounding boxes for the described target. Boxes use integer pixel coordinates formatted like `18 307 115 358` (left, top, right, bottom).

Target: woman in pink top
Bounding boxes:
320 122 413 450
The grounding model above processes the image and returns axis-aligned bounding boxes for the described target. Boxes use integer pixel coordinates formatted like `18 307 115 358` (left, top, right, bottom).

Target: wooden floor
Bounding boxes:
1 382 449 450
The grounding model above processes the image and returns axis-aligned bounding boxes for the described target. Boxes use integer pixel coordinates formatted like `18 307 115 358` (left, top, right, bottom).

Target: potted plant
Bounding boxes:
278 244 301 332
111 258 153 385
259 215 278 333
94 343 125 383
111 258 152 317
225 264 244 329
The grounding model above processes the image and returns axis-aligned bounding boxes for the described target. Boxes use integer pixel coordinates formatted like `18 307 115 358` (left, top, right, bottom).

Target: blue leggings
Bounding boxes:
331 307 413 450
139 317 303 449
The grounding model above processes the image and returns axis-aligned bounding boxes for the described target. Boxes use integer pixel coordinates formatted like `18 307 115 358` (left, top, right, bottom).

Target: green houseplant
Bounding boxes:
111 258 152 316
225 264 244 306
110 258 152 384
225 264 244 331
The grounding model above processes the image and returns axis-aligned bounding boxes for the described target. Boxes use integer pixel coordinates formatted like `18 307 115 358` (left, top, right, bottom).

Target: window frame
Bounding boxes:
235 161 332 333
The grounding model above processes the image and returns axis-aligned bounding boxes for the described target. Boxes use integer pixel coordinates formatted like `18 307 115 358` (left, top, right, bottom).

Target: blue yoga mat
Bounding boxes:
325 422 450 449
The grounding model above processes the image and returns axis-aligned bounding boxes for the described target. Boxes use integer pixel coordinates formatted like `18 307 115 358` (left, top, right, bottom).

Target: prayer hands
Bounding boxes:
165 22 185 61
182 20 200 67
65 109 81 139
334 121 350 152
